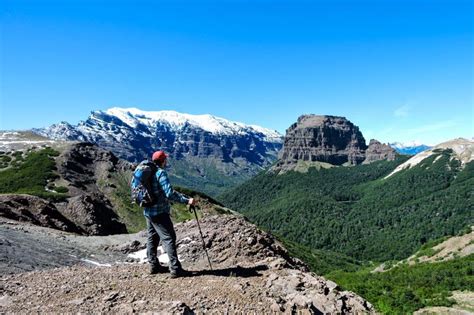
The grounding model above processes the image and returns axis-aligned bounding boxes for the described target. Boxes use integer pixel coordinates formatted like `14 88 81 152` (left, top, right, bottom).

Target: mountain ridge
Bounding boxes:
385 137 473 178
32 107 284 196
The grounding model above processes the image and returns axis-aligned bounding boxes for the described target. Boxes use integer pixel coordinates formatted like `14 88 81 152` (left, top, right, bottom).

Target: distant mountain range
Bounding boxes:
33 107 283 196
389 141 431 155
30 107 439 195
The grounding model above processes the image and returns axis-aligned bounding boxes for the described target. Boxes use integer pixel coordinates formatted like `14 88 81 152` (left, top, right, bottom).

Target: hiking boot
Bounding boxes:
169 268 191 278
149 264 167 275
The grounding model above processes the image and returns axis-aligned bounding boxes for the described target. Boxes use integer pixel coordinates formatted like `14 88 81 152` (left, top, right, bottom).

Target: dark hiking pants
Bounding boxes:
145 213 182 272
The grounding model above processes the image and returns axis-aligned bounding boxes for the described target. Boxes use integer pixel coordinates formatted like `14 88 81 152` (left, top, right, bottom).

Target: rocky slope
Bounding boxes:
274 115 397 172
56 142 132 234
33 107 284 196
0 194 80 233
0 142 130 235
1 215 374 314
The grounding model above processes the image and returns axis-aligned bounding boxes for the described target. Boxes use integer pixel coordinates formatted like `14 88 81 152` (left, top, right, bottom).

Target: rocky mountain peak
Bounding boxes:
103 107 283 140
32 107 284 196
363 139 397 164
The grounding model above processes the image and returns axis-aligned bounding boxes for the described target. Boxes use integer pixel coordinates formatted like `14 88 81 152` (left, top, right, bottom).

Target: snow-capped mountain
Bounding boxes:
389 141 431 155
104 107 282 141
33 107 284 196
36 107 282 144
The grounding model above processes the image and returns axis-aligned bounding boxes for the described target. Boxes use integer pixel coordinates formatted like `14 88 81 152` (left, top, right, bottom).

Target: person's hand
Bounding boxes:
188 198 196 206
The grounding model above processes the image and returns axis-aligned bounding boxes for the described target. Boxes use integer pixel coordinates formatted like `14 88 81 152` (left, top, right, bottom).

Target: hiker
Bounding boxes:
137 150 195 277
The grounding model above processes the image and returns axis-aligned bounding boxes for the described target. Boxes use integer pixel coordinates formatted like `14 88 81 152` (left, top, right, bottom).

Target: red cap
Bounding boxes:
152 150 168 162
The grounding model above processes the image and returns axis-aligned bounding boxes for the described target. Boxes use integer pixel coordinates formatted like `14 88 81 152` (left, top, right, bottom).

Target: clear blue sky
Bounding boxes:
1 0 472 145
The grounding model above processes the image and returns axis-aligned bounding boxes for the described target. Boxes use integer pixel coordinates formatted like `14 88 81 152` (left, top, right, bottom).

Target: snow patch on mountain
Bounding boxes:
0 131 63 151
390 140 426 148
385 138 474 178
104 107 282 141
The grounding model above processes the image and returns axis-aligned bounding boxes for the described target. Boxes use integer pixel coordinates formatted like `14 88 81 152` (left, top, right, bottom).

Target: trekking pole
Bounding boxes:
189 205 213 270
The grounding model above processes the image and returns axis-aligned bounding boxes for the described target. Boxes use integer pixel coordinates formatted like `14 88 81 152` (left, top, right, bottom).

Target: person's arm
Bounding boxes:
157 170 191 204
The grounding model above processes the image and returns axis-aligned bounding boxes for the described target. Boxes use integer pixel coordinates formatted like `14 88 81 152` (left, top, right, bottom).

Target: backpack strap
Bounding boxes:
155 168 165 185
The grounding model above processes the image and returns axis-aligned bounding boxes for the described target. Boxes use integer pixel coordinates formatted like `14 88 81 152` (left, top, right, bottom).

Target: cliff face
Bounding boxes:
275 115 397 172
277 115 367 169
363 139 397 164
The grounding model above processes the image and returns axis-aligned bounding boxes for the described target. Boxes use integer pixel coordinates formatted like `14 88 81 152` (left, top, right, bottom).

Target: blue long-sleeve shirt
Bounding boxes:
143 168 189 217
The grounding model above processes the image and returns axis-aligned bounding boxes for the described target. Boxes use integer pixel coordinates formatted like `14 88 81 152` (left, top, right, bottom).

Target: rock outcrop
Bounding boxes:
363 139 397 164
276 115 367 169
60 193 127 236
174 215 308 271
57 142 131 195
0 194 80 233
275 115 397 172
53 143 129 235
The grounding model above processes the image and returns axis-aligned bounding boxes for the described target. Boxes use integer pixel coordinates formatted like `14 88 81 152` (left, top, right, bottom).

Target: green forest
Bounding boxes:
328 255 473 314
221 150 473 262
221 149 474 313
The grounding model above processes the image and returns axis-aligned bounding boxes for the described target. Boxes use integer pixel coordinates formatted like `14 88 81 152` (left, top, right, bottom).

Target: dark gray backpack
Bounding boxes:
131 160 158 207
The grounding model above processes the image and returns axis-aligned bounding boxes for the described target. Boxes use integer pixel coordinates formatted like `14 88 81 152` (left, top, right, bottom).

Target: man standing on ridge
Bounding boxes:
144 150 195 277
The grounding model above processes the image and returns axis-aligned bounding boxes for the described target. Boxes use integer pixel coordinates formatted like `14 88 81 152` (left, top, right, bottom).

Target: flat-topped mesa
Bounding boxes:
277 115 368 169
